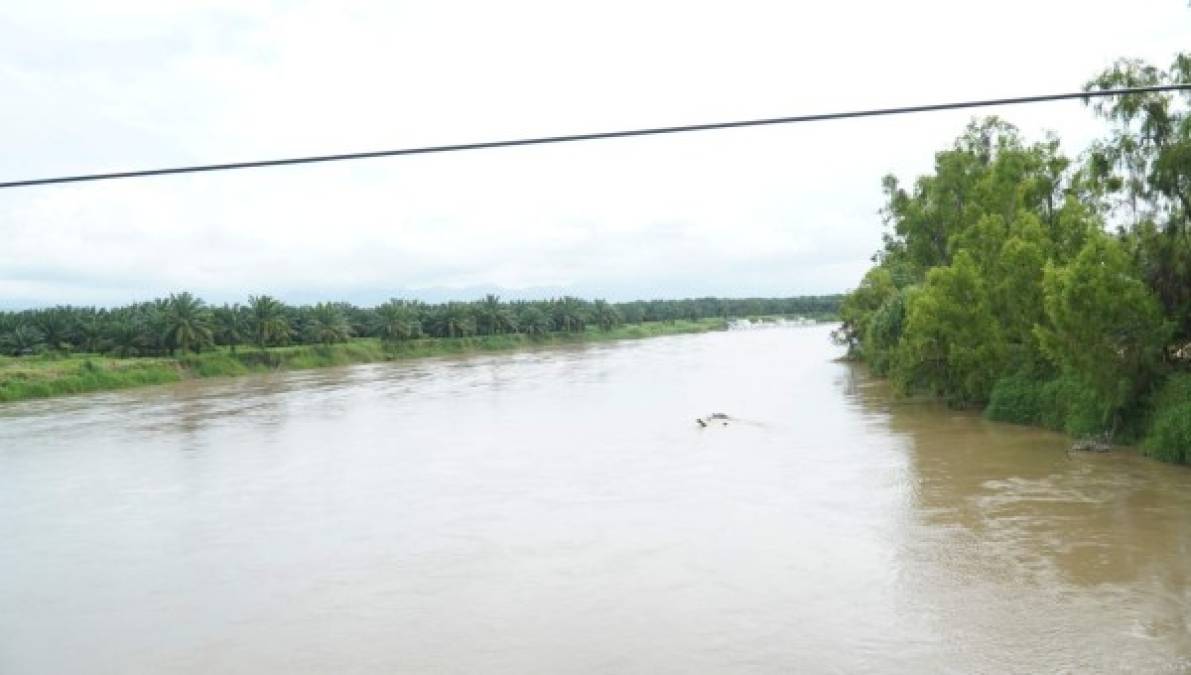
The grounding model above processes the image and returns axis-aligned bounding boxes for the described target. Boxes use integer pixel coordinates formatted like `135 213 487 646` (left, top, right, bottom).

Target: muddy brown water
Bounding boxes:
1 325 1189 674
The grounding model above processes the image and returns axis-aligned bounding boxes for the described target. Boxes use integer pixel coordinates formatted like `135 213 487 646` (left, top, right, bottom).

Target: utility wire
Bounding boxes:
2 84 1188 190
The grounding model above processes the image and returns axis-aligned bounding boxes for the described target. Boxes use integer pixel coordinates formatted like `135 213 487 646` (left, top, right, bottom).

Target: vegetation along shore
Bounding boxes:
0 295 839 403
835 53 1191 464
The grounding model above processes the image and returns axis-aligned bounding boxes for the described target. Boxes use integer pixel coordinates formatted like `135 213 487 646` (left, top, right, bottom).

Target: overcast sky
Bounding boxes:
1 1 1188 308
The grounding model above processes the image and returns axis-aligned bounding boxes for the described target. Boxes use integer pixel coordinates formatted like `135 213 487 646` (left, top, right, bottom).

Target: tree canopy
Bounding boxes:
0 294 841 358
838 52 1191 459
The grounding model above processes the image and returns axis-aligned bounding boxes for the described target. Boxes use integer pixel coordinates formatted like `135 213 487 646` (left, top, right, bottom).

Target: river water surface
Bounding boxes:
2 325 1190 673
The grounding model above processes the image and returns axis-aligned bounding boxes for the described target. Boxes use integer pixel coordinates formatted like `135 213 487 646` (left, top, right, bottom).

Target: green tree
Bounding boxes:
862 286 913 376
35 308 73 352
1036 234 1171 436
552 297 589 333
894 252 1006 406
248 295 291 350
162 292 213 355
435 303 476 338
73 312 105 353
834 267 897 355
1083 53 1191 340
517 306 552 336
304 303 352 345
475 294 517 335
102 317 147 358
1 324 46 356
374 299 420 343
213 304 249 353
591 299 622 331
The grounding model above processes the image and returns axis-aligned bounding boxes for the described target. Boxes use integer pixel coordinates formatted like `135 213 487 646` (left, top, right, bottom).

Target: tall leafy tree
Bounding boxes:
1036 235 1171 435
894 252 1006 405
1083 53 1191 340
834 267 898 355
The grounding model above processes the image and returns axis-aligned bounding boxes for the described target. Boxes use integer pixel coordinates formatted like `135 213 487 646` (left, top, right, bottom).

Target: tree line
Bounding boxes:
835 53 1191 462
0 294 841 357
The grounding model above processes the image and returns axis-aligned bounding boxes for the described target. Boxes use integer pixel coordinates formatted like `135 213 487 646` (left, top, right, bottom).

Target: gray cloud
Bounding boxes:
1 1 1187 307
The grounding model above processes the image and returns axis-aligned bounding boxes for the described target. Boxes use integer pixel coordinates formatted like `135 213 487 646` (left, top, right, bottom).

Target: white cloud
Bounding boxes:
1 0 1188 306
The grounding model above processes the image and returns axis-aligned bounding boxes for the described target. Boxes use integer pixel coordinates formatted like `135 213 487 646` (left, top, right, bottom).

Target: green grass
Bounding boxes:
985 372 1110 438
983 369 1191 464
0 319 726 404
1141 373 1191 464
0 355 183 402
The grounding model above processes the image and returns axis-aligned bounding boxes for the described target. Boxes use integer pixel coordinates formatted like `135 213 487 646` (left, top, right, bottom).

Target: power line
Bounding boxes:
2 84 1188 190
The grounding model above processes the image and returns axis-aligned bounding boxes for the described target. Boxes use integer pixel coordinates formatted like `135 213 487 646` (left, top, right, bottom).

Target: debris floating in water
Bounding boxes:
696 413 732 428
1069 438 1111 454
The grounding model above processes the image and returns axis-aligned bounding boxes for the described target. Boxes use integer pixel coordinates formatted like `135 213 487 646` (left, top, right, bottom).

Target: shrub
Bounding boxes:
1142 373 1191 464
1037 374 1108 437
985 373 1044 425
1144 403 1191 464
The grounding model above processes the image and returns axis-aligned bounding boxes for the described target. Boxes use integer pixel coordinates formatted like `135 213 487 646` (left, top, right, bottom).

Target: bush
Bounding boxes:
986 369 1121 438
1037 374 1108 437
1144 403 1191 464
985 373 1044 424
863 289 909 377
1142 373 1191 464
180 353 248 378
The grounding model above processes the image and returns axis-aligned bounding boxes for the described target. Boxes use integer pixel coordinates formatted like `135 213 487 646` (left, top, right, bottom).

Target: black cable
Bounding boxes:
1 84 1187 190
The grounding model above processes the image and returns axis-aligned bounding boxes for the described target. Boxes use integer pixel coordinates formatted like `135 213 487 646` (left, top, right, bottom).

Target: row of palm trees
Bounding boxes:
0 293 842 357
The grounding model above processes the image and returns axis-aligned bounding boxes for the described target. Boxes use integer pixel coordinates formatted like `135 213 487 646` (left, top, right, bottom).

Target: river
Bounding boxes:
1 325 1189 673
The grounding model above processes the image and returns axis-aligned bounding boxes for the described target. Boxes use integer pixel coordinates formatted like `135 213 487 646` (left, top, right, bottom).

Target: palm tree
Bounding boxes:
476 294 517 335
73 312 105 353
374 299 420 343
214 304 249 353
35 308 72 351
248 295 291 350
496 310 518 334
436 303 476 338
517 306 552 336
592 299 622 331
304 302 352 345
1 324 46 356
553 296 589 333
162 292 214 355
102 317 147 357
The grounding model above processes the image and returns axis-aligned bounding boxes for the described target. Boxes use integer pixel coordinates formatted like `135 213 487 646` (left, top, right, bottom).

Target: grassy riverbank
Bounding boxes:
984 371 1191 464
0 318 725 403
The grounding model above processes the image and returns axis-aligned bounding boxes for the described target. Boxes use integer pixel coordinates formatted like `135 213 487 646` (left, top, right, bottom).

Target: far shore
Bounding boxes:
1 318 740 404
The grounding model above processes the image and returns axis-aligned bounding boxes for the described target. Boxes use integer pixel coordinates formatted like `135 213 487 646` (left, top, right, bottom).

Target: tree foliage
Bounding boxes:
838 50 1191 458
1036 234 1170 432
0 294 841 359
895 252 1006 405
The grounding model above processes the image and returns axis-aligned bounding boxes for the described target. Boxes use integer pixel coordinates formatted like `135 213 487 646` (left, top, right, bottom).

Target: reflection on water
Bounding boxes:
1 326 1189 674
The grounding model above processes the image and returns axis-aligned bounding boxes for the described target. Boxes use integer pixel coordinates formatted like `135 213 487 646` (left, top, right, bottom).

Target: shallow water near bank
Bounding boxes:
1 325 1189 673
